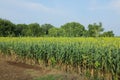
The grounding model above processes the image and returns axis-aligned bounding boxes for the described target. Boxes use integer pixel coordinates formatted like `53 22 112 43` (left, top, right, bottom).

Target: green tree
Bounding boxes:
83 30 89 37
0 18 115 37
0 18 16 37
49 28 66 37
100 31 114 37
27 23 41 37
57 28 66 37
49 27 58 37
41 24 54 36
88 22 104 37
61 22 85 37
15 24 28 36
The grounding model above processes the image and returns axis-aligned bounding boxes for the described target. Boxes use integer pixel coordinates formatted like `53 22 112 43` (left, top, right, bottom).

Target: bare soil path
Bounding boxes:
0 56 45 80
0 56 85 80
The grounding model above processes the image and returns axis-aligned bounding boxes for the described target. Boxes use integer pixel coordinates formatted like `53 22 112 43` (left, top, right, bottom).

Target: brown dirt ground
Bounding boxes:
0 56 45 80
0 55 85 80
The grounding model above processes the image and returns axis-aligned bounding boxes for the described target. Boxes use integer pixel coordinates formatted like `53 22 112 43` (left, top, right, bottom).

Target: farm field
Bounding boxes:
1 0 120 80
0 37 120 80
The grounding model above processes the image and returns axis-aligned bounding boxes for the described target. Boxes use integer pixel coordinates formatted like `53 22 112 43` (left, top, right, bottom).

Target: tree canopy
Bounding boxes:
88 22 104 37
0 18 115 37
61 22 85 37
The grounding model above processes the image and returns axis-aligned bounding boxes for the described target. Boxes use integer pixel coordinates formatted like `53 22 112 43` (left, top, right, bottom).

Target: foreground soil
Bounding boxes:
0 55 85 80
0 56 42 80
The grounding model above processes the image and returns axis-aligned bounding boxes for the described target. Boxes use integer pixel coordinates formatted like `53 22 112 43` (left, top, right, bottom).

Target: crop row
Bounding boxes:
0 37 120 79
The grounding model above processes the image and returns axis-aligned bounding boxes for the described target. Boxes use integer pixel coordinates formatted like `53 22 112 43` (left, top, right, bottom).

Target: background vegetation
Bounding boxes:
0 18 114 37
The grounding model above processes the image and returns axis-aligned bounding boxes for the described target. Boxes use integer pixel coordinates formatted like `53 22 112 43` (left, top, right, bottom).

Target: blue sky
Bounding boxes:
0 0 120 36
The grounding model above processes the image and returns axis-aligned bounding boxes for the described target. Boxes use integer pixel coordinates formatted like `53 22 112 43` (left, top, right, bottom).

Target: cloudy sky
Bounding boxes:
0 0 120 36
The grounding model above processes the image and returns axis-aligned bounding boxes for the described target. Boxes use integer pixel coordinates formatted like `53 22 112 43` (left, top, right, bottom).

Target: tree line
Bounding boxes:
0 18 114 37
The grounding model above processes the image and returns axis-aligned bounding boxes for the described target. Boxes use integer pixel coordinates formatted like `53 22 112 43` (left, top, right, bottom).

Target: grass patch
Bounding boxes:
34 74 64 80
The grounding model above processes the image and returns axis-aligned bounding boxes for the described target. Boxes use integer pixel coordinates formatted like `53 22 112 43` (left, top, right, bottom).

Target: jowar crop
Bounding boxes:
0 37 120 80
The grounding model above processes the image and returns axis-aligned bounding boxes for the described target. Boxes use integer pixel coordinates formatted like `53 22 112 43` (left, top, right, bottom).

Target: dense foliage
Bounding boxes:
0 18 114 37
0 37 120 79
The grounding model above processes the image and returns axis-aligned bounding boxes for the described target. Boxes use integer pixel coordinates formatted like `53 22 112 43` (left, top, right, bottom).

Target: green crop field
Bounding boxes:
0 37 120 80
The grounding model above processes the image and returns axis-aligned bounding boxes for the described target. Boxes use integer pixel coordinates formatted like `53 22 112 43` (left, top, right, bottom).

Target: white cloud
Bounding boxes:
89 0 106 11
89 0 120 13
25 2 51 11
109 0 120 11
4 0 52 12
0 0 65 15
